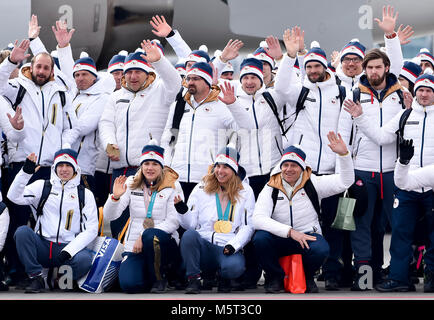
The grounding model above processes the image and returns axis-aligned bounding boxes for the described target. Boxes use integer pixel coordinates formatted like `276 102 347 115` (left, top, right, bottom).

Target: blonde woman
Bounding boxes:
103 140 182 293
175 144 255 294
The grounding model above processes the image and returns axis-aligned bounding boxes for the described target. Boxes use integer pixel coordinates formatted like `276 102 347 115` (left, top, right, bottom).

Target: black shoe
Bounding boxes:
24 275 45 293
201 277 217 290
217 278 231 293
305 279 319 293
5 272 27 287
264 277 283 293
185 277 201 294
151 279 167 293
0 281 8 291
13 277 31 290
424 269 434 293
325 278 339 291
241 281 257 290
375 279 416 292
230 279 245 291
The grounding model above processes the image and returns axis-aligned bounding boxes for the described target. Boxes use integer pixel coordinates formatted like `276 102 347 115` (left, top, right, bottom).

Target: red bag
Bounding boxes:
278 254 306 294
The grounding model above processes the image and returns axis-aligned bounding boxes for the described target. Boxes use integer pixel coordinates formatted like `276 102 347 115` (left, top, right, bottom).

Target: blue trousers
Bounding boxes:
351 170 394 273
252 230 329 280
14 226 93 280
180 229 245 280
118 228 180 293
388 189 434 285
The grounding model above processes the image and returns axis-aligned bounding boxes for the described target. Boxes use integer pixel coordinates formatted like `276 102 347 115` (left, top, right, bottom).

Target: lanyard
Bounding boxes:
146 191 157 218
215 193 231 221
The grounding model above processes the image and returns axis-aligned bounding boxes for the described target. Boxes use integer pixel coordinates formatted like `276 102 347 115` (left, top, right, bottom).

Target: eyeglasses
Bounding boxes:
342 57 362 63
186 76 202 82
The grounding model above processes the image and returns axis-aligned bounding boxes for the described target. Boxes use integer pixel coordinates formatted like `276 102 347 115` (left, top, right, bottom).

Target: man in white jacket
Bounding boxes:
252 132 354 293
8 148 98 293
99 40 181 237
51 21 116 194
344 73 434 292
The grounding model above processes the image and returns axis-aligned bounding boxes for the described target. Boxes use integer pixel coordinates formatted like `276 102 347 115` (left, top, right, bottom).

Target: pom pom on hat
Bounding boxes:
304 42 327 69
139 137 165 168
108 50 128 74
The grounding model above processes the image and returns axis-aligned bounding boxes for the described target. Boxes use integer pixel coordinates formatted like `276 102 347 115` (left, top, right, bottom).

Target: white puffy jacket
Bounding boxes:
178 173 256 252
252 152 354 237
286 57 349 174
338 74 405 173
0 204 9 252
160 88 238 183
99 55 181 169
352 98 434 192
0 59 76 166
223 54 294 177
7 164 98 257
394 161 434 191
103 167 182 252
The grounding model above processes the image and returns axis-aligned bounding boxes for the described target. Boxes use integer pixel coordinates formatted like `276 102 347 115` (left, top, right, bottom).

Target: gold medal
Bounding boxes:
143 217 154 230
219 221 232 233
214 220 222 233
214 220 232 233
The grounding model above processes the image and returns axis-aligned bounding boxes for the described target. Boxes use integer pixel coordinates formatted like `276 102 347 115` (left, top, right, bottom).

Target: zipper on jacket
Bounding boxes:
354 137 362 157
316 87 323 173
379 102 383 173
289 199 294 227
251 96 263 175
37 127 47 166
56 181 65 243
211 231 215 244
187 107 196 183
125 94 135 167
420 108 427 193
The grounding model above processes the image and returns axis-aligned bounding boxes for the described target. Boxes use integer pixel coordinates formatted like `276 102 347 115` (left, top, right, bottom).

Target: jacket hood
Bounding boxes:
158 166 179 191
79 71 116 95
184 86 221 107
303 69 336 90
49 161 82 188
121 71 156 93
358 72 402 101
268 165 313 198
18 63 56 86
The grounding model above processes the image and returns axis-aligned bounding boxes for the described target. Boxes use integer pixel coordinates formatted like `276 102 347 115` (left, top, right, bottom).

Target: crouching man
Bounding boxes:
252 132 354 293
7 148 98 293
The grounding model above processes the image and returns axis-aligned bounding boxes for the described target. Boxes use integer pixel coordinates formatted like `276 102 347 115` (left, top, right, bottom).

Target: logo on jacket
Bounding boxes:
331 98 337 104
70 194 76 200
158 194 164 199
356 180 364 186
205 107 212 112
393 198 399 208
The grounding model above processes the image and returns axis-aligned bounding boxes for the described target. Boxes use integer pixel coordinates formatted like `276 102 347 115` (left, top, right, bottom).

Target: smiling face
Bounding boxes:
141 160 162 183
30 53 54 86
56 163 75 182
341 54 363 78
125 69 148 92
281 161 303 186
214 163 235 186
305 61 326 83
241 74 262 95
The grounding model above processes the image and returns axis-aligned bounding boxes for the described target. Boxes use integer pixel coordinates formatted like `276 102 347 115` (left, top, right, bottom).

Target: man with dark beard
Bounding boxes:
0 39 76 286
340 48 406 291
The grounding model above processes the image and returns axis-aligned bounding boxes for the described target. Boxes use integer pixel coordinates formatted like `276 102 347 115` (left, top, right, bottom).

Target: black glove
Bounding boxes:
22 157 36 174
399 138 414 165
174 201 189 214
58 250 71 264
223 245 235 256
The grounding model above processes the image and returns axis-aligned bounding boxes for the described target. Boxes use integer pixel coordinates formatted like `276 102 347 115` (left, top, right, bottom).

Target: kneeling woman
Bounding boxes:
175 144 256 294
103 140 182 293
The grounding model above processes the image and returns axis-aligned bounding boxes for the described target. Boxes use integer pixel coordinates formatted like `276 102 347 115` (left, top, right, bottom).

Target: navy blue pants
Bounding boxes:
388 189 434 285
180 229 245 280
118 228 180 293
14 226 93 280
252 230 329 280
351 170 394 274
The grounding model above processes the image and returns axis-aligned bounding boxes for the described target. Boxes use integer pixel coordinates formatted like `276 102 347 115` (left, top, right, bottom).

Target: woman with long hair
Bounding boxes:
103 139 183 293
174 143 255 294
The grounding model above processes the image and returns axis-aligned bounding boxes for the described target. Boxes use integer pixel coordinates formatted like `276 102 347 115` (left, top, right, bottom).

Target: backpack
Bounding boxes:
12 84 66 111
35 180 87 233
261 91 288 138
271 178 322 226
287 85 346 133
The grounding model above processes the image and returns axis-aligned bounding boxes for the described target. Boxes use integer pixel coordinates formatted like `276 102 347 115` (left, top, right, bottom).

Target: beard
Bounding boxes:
367 73 386 87
187 85 197 95
307 71 326 83
32 73 50 86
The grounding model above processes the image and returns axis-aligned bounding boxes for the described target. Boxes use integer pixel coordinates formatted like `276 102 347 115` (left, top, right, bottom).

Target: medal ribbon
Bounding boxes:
146 191 158 218
215 193 232 221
